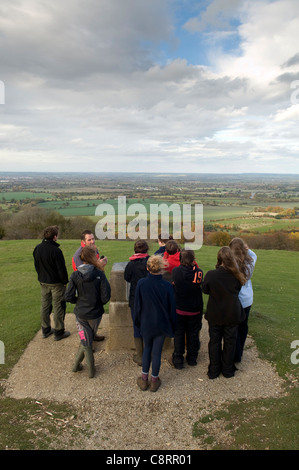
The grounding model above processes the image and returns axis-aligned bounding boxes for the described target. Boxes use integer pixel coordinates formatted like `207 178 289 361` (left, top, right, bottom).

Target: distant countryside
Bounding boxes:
0 172 298 250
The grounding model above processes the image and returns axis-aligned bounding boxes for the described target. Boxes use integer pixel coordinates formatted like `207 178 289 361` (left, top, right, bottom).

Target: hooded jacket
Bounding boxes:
163 250 180 273
124 253 149 308
64 264 111 320
171 264 203 314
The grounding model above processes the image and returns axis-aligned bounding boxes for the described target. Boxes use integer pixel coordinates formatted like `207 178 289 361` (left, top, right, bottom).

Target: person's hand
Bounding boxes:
97 256 108 270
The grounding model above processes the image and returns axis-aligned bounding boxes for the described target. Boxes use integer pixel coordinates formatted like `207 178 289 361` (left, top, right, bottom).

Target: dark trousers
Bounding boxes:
75 316 102 347
131 307 142 338
173 314 202 367
40 283 66 337
235 306 251 362
208 324 238 378
142 334 165 377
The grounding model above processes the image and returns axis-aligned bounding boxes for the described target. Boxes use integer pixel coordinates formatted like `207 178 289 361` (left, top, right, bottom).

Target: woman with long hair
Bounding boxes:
229 237 257 362
202 246 246 379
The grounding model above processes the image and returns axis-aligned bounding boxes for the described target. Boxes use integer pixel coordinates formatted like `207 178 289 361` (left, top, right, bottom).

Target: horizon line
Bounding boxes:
0 171 298 177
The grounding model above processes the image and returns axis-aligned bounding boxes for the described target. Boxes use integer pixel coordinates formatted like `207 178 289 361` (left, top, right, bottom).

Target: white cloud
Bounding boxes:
274 105 299 122
0 0 298 173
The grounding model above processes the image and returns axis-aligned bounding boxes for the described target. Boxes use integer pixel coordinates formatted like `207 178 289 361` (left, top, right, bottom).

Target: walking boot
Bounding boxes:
72 344 85 372
137 376 149 391
133 337 143 366
84 346 96 378
42 327 54 339
149 377 161 392
54 330 70 341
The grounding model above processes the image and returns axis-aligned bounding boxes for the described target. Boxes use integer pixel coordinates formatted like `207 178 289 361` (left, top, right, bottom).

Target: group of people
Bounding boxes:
33 227 256 391
124 235 256 390
33 227 110 378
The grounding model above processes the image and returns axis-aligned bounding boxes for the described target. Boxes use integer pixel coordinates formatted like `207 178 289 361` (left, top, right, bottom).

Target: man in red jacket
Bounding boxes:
72 230 107 271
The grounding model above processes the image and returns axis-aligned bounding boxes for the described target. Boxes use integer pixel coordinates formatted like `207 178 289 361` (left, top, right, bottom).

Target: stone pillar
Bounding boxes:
107 262 134 350
107 261 173 353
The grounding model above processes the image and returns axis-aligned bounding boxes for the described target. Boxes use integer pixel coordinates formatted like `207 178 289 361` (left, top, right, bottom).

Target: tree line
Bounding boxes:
0 206 95 240
0 206 298 250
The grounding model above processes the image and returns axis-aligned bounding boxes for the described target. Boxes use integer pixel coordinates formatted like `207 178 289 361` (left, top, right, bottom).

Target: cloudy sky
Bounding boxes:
0 0 298 174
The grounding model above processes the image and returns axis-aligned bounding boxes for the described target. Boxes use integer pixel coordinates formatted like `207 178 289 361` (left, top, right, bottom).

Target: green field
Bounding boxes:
0 191 52 201
1 181 298 236
36 199 259 224
0 239 298 450
33 198 299 233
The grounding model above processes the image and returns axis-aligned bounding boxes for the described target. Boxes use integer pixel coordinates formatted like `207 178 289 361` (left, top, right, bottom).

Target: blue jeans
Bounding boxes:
142 335 165 377
235 306 251 362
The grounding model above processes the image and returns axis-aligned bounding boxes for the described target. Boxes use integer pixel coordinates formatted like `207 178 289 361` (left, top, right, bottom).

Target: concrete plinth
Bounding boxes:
107 262 134 351
107 261 173 353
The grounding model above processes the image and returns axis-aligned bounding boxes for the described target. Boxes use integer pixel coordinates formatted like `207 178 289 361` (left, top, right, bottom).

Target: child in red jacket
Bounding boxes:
163 240 181 281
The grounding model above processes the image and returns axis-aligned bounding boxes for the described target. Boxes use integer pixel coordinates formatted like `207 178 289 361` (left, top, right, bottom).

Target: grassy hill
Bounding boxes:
0 239 298 450
1 239 298 380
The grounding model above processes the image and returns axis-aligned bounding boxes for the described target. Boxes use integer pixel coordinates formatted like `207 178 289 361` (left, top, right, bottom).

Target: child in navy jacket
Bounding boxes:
134 255 176 392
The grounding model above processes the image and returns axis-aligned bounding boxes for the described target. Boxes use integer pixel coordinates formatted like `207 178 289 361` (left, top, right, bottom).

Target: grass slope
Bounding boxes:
1 239 298 380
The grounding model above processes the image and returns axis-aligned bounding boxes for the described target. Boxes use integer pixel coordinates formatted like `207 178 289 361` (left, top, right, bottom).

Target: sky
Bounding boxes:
0 0 299 174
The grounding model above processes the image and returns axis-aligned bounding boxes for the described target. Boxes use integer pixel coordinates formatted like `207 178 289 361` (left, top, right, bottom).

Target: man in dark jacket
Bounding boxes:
33 225 70 341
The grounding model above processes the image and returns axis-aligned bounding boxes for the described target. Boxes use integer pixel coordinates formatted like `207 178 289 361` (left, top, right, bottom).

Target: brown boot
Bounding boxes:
137 376 149 391
149 377 161 392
